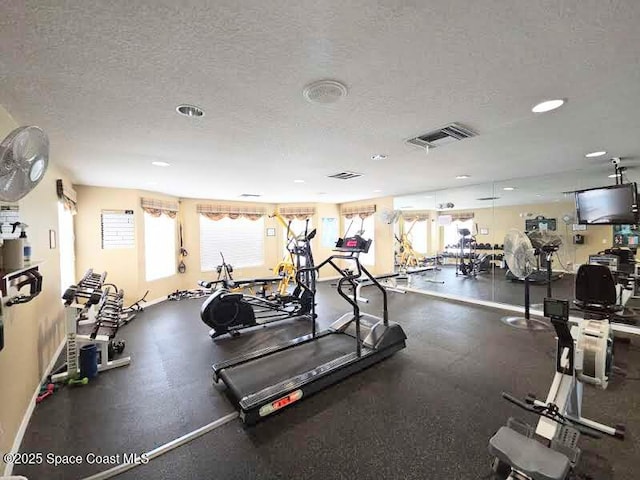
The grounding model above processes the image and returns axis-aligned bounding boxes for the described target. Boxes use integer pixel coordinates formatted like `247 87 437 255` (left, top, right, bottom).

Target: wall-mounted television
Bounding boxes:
575 183 639 225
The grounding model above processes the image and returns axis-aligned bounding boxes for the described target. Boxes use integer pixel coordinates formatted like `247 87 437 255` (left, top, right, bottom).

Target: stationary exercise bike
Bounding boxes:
489 298 624 480
200 220 317 338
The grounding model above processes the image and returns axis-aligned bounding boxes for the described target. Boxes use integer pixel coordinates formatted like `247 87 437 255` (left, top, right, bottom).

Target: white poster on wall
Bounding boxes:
321 217 338 247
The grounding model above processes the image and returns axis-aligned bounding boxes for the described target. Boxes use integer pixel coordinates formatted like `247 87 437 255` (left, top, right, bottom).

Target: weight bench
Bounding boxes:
489 426 570 480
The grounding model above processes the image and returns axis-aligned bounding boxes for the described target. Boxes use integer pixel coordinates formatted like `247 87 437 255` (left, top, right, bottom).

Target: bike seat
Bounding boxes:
488 426 570 480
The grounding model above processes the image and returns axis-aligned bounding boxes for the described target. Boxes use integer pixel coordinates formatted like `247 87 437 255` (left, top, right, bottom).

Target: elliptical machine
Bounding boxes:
489 298 624 480
200 219 317 338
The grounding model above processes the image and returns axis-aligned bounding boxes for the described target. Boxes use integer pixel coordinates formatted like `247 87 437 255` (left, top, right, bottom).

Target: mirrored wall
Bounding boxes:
393 162 638 310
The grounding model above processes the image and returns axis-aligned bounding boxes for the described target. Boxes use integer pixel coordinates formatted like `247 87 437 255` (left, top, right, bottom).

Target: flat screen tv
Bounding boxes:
575 183 638 225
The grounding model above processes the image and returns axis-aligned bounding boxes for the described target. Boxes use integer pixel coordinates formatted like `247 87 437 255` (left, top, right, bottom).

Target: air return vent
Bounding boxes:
407 123 476 149
477 197 499 201
240 193 261 198
327 171 363 180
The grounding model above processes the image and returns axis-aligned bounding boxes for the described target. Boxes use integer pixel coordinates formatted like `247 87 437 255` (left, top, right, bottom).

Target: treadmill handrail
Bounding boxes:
296 253 389 331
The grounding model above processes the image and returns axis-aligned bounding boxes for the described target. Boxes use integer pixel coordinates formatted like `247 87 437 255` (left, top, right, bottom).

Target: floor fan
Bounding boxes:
501 229 549 330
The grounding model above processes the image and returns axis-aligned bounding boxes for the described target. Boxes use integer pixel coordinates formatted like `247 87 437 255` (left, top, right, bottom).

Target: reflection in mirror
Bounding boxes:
395 160 640 318
393 182 496 302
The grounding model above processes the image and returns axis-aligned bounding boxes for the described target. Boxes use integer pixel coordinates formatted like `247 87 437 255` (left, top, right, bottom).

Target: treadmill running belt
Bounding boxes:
221 334 357 400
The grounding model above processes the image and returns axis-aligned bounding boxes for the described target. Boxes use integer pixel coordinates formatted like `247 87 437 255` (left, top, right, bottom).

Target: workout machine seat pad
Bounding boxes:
489 426 570 480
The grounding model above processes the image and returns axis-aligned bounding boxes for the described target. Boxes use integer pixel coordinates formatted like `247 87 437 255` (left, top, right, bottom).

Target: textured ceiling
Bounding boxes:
1 1 640 203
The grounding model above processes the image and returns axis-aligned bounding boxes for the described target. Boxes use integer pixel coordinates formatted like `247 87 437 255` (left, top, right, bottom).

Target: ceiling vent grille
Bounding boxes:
240 193 261 198
477 196 499 201
407 123 476 149
327 171 363 180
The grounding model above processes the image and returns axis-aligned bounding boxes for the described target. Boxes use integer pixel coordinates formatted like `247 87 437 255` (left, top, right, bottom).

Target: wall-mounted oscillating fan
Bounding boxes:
501 229 550 330
0 126 49 202
379 209 402 225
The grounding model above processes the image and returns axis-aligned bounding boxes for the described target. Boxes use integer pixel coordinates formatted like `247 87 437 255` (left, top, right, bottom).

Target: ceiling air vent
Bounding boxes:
327 171 363 180
240 193 261 198
407 123 476 149
477 197 500 201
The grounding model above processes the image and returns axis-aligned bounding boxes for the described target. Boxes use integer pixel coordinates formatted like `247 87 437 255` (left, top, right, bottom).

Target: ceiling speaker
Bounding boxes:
303 80 348 104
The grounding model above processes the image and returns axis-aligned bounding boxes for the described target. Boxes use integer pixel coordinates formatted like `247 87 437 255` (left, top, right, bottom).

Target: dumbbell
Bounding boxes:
108 339 126 360
62 286 103 306
68 377 89 387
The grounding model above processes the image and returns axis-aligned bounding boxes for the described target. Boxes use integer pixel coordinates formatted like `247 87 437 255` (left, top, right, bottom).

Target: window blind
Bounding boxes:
200 216 264 271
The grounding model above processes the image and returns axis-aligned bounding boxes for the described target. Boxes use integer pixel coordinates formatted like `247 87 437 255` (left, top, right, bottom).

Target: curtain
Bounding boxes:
197 203 265 221
402 212 429 222
450 212 475 221
141 198 179 218
278 206 316 220
341 204 376 219
56 179 77 214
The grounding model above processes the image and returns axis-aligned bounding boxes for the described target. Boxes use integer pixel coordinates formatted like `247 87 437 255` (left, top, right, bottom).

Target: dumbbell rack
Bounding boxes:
52 269 131 383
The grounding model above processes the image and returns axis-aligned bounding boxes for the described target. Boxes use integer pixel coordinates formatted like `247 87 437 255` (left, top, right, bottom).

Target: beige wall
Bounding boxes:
338 196 395 275
74 186 184 303
435 201 613 271
0 105 69 470
75 193 344 300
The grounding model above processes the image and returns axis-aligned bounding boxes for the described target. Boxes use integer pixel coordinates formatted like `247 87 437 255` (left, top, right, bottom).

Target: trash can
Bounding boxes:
79 344 98 379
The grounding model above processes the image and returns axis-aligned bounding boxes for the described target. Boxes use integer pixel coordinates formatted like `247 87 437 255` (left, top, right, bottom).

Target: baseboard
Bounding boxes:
143 295 168 308
317 276 342 282
3 337 66 477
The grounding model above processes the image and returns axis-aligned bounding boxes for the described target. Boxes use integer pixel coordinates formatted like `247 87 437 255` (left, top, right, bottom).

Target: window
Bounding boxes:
443 219 474 248
407 221 428 254
58 202 76 295
343 215 375 266
144 212 176 281
200 216 264 271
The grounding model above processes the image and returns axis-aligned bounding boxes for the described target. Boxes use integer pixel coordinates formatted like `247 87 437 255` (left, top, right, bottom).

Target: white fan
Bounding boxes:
501 229 549 330
0 126 49 201
379 209 402 225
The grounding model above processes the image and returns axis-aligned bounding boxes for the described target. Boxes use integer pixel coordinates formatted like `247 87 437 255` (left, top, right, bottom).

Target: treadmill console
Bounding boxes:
334 235 372 253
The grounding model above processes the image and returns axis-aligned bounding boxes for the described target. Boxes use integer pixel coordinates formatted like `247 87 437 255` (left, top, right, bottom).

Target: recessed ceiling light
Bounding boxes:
585 151 607 158
503 187 515 191
293 179 305 183
146 181 158 186
373 189 382 193
317 192 327 195
152 161 170 167
423 195 433 199
176 104 205 117
608 173 621 178
371 154 387 161
456 175 470 179
531 99 565 113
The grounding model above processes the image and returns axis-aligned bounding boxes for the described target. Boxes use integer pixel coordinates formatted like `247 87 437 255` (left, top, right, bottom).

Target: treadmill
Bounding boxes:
212 234 407 425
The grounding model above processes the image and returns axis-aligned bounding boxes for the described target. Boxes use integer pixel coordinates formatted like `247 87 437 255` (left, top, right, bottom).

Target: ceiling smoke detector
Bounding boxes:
303 80 348 104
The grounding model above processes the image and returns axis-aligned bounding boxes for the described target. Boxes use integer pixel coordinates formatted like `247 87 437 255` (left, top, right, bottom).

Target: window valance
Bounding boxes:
340 204 376 219
278 206 316 220
402 212 430 222
56 179 77 214
450 212 475 221
141 198 179 218
197 204 265 221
